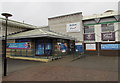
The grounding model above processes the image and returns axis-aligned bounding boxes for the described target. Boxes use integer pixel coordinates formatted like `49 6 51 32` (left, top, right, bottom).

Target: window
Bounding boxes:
101 23 114 32
84 25 94 33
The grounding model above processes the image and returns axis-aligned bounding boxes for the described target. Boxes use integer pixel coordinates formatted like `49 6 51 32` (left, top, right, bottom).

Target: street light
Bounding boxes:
1 13 12 76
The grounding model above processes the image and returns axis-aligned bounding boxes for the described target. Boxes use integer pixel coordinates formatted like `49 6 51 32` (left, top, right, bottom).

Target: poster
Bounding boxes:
59 43 67 52
86 44 96 51
101 44 120 50
84 34 95 40
101 32 115 41
75 43 83 52
7 42 31 49
66 22 80 32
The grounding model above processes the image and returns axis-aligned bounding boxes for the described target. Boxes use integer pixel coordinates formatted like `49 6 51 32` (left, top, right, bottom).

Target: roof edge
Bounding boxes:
48 12 82 20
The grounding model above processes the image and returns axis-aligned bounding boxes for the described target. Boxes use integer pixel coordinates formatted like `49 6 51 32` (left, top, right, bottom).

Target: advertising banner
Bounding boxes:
75 43 83 52
84 34 95 40
101 44 120 50
59 43 67 52
66 22 80 32
101 32 115 41
7 42 31 49
86 44 96 51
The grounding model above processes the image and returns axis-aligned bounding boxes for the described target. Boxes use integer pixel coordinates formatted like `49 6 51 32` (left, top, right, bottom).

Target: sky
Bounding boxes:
0 0 119 26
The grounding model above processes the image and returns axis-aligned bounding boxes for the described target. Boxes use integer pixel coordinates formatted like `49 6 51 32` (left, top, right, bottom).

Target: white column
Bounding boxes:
94 24 101 42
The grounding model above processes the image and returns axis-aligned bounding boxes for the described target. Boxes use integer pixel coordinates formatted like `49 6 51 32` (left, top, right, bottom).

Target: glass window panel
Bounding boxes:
101 23 114 32
84 25 94 33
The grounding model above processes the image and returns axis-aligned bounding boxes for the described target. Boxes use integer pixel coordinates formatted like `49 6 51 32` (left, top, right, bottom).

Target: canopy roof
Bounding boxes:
6 29 76 40
0 17 38 29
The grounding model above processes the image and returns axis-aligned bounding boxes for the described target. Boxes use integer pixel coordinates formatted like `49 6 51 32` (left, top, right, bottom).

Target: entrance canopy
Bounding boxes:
6 29 76 40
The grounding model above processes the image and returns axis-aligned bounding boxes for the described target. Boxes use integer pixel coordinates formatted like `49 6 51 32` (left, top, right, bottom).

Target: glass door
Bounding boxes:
45 43 52 56
36 43 44 55
35 39 52 56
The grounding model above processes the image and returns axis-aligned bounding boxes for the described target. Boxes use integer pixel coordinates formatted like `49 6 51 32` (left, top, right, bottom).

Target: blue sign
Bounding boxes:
101 44 120 50
75 45 83 52
7 43 30 49
59 43 67 52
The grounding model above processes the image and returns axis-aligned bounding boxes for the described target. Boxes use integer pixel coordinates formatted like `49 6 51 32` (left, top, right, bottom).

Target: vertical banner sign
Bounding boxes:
84 34 95 40
66 22 80 32
86 44 96 51
101 32 115 41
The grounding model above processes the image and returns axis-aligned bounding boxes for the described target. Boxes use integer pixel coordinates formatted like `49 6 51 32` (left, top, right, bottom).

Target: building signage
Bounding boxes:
84 34 95 40
75 43 83 52
66 22 80 32
59 43 67 52
7 42 31 49
101 32 115 41
101 44 120 50
86 44 96 51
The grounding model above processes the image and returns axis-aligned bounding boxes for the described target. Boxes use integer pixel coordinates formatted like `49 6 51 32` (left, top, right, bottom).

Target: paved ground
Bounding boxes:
2 55 118 81
7 58 43 75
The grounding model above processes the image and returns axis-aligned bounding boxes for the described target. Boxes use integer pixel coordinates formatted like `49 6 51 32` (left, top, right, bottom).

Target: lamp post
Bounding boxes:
1 13 12 76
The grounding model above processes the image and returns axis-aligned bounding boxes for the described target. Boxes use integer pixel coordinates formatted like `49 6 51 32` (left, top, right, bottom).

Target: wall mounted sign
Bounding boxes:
59 43 67 52
75 43 83 52
7 42 31 49
101 44 120 50
66 22 80 32
101 32 115 41
86 44 96 51
84 34 95 40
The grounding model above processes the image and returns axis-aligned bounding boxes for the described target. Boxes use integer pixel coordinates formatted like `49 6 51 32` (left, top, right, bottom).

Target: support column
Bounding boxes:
67 39 70 55
43 38 46 56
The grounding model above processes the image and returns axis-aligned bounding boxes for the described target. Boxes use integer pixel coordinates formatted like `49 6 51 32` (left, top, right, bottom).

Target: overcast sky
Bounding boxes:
0 1 119 26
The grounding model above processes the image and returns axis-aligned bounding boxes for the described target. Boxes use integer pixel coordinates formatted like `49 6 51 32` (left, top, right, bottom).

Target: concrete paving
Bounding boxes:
2 55 118 81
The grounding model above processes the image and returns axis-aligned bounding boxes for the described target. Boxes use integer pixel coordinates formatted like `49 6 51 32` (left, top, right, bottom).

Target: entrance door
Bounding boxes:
36 40 52 56
45 43 52 56
36 43 44 55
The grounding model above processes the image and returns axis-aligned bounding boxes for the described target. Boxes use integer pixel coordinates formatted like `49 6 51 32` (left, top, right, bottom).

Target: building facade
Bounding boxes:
48 12 83 41
48 12 84 53
82 11 120 56
1 10 119 57
48 11 120 56
6 29 75 58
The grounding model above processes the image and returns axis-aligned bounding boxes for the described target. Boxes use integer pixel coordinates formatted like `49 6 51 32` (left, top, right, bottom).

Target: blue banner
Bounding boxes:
7 43 30 49
75 45 83 52
101 44 120 50
59 43 67 52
